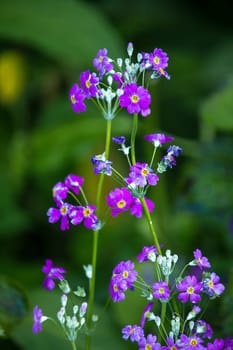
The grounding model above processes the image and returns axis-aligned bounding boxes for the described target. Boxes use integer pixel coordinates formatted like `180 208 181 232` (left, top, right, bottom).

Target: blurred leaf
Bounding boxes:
0 0 123 67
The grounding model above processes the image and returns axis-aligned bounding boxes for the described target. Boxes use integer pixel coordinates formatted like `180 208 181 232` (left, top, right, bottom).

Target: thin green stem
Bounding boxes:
140 197 161 255
85 119 112 350
71 341 77 350
130 113 138 165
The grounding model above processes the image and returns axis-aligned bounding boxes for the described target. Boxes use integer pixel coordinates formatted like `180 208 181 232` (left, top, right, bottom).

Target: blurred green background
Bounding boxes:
0 0 233 349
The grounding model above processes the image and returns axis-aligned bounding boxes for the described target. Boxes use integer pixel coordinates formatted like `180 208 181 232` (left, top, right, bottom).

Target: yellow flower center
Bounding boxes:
117 200 126 209
187 287 194 294
113 284 118 292
85 80 91 88
83 208 92 217
129 327 135 334
159 287 165 294
131 94 139 103
60 206 68 215
153 56 160 65
71 94 76 104
208 280 214 288
190 338 198 346
141 167 149 176
123 271 128 278
145 345 152 350
99 55 103 62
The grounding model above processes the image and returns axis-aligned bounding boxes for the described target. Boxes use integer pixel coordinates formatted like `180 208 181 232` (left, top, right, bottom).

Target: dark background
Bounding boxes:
0 0 233 349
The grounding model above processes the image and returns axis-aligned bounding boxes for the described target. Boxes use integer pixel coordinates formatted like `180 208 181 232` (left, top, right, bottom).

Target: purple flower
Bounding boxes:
157 145 182 173
32 306 46 334
126 162 159 188
91 155 112 176
122 324 144 342
177 334 205 350
52 181 68 203
70 205 99 230
148 48 169 72
93 48 113 76
193 249 211 270
161 336 181 350
140 302 154 327
47 201 73 231
109 274 128 302
138 334 161 350
42 259 66 291
137 245 158 263
194 320 213 339
202 272 225 298
176 275 202 303
144 133 174 147
106 187 133 216
113 260 138 286
112 136 126 145
64 174 84 195
152 281 170 302
79 70 100 98
206 339 225 350
119 83 151 117
69 83 86 113
130 197 155 218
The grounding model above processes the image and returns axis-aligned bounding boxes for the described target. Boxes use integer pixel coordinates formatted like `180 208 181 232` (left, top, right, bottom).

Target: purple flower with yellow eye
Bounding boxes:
119 83 151 117
138 334 161 350
69 83 86 113
177 334 205 350
144 133 174 147
106 187 133 216
193 249 211 270
148 48 169 71
93 48 113 76
176 275 202 303
113 260 138 287
122 324 144 342
126 162 159 189
47 201 73 231
109 274 128 302
64 174 84 195
80 70 100 98
42 259 66 291
70 205 99 230
202 272 225 299
152 281 170 302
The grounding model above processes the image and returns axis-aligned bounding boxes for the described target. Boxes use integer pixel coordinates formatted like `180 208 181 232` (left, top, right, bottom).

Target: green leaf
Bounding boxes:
0 0 123 67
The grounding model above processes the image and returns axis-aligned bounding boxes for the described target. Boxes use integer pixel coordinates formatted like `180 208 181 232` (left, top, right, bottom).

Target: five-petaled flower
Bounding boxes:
176 275 202 303
70 205 99 230
202 272 225 299
122 324 144 342
193 249 211 270
80 70 100 99
47 201 73 231
152 281 170 302
126 162 159 189
119 83 151 117
69 83 86 113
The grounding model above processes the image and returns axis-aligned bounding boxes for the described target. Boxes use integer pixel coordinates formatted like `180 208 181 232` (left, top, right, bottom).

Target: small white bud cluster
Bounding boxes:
156 250 178 276
171 315 180 337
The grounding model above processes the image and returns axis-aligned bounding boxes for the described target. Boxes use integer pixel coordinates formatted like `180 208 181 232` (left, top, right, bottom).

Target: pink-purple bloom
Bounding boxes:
177 334 205 350
176 275 202 303
112 136 126 145
106 187 133 216
42 259 66 291
119 83 151 117
147 48 169 72
144 133 174 147
202 272 225 299
91 155 112 176
138 334 161 350
47 201 73 231
137 245 158 263
70 205 99 230
157 145 182 173
161 336 181 350
122 324 144 342
69 83 86 113
126 162 159 189
140 302 154 328
52 181 68 203
152 281 170 302
79 70 100 98
193 249 211 270
93 48 113 76
32 306 44 334
64 174 84 195
130 197 155 218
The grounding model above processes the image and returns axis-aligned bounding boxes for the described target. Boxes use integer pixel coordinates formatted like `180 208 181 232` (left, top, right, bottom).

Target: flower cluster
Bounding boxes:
69 43 170 119
47 173 99 231
109 248 231 349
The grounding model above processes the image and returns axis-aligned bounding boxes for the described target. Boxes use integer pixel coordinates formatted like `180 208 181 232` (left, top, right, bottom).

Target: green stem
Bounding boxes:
140 197 161 255
130 113 138 165
71 341 77 350
85 119 112 350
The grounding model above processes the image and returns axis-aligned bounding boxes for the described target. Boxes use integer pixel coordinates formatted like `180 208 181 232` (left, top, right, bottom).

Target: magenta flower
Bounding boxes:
52 181 68 203
176 275 202 303
157 145 182 173
119 83 151 117
138 334 161 350
161 336 181 350
64 174 84 195
70 205 99 230
69 83 86 113
93 48 113 76
140 302 154 327
126 162 159 189
91 155 112 176
193 249 211 270
130 196 154 218
144 133 174 147
47 201 73 231
202 272 225 298
109 274 128 302
137 245 158 263
147 48 169 72
112 136 126 145
122 324 144 342
177 334 205 350
106 187 133 216
32 306 46 334
42 259 66 291
152 281 170 302
206 339 225 350
80 70 100 98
